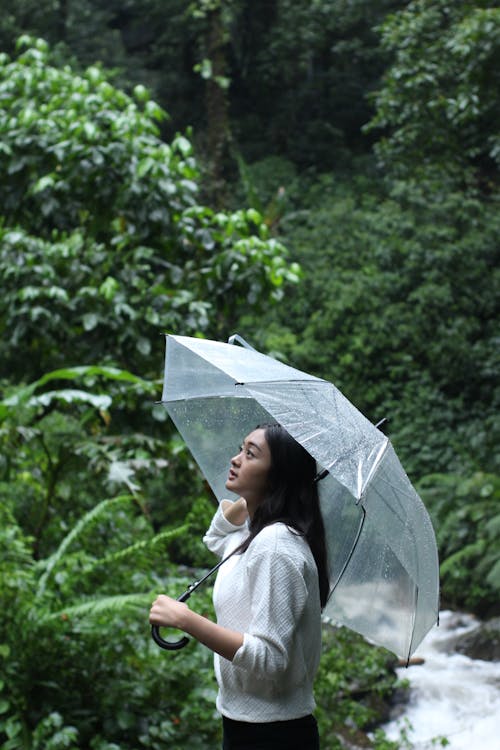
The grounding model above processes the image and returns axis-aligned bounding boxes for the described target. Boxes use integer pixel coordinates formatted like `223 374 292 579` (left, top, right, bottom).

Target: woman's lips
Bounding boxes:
228 469 237 481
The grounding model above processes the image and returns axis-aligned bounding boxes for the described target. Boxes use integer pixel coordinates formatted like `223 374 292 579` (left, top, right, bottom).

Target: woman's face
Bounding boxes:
225 428 272 515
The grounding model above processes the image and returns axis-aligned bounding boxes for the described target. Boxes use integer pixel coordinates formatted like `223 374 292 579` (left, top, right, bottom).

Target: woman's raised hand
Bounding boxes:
221 497 248 525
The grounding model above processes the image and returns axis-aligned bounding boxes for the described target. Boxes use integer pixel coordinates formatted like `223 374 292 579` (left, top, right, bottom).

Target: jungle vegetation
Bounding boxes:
0 1 498 748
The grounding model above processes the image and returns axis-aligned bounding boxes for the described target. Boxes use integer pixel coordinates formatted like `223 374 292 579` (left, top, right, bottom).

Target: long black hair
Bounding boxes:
237 423 330 609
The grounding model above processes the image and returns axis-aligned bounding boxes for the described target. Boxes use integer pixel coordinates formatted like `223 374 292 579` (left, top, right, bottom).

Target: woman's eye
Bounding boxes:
239 444 254 458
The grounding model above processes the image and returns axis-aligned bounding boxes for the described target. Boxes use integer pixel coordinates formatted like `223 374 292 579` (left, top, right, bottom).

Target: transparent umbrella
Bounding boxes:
152 334 439 662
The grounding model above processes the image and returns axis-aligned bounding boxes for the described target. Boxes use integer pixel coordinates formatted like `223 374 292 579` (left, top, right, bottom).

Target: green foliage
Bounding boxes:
315 625 399 749
31 713 79 750
0 38 178 240
0 36 307 750
0 3 498 747
0 38 298 383
0 488 220 750
371 721 413 750
167 494 219 568
0 1 404 171
368 0 500 189
0 366 167 557
226 0 403 167
0 217 293 381
418 472 500 614
255 174 500 479
248 150 500 677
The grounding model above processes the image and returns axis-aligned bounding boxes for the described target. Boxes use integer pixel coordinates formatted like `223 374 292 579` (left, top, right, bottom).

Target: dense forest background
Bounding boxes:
0 1 499 748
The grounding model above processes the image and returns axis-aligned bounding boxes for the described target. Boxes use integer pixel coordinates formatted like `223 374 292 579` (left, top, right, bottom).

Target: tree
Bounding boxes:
0 37 304 750
367 0 500 191
246 1 500 481
0 37 299 382
251 173 500 479
190 0 237 206
0 1 406 173
227 0 405 167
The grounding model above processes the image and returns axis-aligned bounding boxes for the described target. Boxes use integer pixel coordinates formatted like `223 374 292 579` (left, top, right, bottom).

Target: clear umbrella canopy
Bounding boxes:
162 334 439 660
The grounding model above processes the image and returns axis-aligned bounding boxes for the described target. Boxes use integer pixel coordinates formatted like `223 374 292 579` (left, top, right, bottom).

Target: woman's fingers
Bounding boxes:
149 595 187 629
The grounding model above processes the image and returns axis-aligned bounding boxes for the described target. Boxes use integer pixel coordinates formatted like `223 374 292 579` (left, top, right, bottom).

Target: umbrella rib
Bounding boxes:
328 506 366 597
162 380 323 404
406 584 419 665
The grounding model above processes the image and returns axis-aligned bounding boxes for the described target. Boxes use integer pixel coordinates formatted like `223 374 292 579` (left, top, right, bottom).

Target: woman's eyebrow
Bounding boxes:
245 440 262 453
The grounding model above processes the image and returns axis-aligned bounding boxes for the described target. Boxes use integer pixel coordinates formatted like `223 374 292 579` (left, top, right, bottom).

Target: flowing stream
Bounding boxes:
381 610 500 749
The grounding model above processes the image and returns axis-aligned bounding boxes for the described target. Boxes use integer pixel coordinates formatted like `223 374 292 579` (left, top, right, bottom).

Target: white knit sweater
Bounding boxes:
203 502 322 722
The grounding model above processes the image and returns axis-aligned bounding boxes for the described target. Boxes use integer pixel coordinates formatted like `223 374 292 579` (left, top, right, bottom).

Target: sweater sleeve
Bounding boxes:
203 501 248 558
231 529 309 680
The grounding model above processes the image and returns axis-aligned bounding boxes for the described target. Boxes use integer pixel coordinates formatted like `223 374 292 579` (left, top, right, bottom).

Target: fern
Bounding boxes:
37 495 134 596
79 523 190 577
486 559 500 590
440 538 486 577
38 592 154 623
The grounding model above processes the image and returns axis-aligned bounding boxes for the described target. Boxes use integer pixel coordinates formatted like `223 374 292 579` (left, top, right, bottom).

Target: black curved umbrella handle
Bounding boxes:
150 589 191 651
151 625 189 651
150 556 230 652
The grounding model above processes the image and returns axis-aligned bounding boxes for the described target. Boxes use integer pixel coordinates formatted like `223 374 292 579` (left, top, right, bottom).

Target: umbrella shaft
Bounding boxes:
178 551 237 601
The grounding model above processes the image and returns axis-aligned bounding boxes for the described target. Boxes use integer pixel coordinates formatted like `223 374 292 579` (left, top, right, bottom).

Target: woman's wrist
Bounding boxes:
181 608 244 661
222 497 248 525
176 601 191 631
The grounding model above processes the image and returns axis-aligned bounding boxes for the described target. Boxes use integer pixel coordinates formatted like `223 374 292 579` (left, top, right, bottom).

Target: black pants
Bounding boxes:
222 714 320 750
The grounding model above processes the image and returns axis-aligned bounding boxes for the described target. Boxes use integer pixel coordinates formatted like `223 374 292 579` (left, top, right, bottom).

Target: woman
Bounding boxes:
149 423 329 749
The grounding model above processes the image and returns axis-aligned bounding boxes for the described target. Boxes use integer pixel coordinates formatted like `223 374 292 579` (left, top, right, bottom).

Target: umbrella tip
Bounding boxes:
227 334 257 351
314 468 329 483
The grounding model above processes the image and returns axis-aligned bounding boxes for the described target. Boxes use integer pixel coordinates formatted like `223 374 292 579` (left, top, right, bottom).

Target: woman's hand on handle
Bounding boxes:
149 498 248 660
149 594 244 662
149 595 188 630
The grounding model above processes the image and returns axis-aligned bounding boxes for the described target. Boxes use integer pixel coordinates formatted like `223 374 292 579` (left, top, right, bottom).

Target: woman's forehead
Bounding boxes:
244 428 268 450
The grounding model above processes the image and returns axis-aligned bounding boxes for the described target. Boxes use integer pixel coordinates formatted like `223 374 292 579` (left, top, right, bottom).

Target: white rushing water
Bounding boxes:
381 610 500 749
